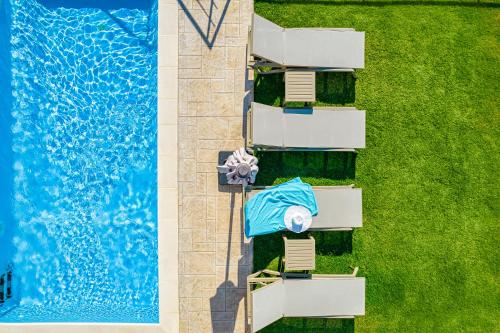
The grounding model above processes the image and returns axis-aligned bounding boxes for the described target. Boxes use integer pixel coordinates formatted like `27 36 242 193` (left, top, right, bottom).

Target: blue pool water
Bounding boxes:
0 0 158 323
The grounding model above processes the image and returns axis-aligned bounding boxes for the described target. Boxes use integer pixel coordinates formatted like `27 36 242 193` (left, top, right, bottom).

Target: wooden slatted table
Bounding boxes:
283 235 316 271
285 71 316 103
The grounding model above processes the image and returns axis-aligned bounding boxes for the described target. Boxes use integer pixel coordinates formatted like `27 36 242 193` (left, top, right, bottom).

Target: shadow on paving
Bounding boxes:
177 0 232 48
254 151 357 185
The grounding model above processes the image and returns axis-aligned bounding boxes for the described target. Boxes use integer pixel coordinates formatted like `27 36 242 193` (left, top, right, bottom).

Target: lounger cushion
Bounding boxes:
312 187 362 229
244 178 318 237
285 29 365 68
283 278 365 317
251 102 366 149
248 186 362 230
251 277 365 332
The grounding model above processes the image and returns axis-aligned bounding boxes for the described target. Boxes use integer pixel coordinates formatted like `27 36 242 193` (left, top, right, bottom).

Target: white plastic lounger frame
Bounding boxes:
245 184 362 231
247 268 365 333
249 14 365 72
247 102 366 152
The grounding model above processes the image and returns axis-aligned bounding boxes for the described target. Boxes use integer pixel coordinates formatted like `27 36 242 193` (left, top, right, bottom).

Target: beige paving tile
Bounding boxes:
215 241 249 266
206 196 216 219
179 229 193 251
179 33 202 56
197 117 228 139
191 242 216 252
202 47 226 78
184 252 216 274
181 196 206 228
179 158 197 182
179 68 202 79
188 297 203 312
196 162 217 173
195 172 207 194
208 92 235 116
179 55 202 69
215 264 250 289
179 275 217 297
197 148 219 162
226 46 246 69
188 311 212 333
178 0 253 330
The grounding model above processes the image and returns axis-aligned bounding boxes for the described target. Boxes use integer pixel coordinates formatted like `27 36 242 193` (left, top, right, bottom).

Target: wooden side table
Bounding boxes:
285 70 316 103
282 235 316 271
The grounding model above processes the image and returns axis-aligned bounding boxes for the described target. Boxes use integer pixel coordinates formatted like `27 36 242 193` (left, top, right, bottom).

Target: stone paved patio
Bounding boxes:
177 0 253 332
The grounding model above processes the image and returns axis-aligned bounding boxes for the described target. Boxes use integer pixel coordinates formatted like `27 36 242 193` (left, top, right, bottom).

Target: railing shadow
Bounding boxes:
178 0 232 49
254 151 357 186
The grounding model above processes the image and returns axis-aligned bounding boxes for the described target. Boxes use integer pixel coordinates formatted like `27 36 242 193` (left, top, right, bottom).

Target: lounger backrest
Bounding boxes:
283 277 365 317
251 14 365 69
251 102 366 149
251 280 285 332
252 102 285 147
312 187 362 229
251 14 285 65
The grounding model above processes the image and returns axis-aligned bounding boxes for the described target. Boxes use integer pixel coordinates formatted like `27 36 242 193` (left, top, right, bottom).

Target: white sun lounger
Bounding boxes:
247 102 366 151
247 268 365 332
249 14 365 71
245 185 362 231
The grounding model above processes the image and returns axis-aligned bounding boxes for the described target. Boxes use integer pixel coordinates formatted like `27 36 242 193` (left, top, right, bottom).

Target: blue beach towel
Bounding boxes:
244 178 318 238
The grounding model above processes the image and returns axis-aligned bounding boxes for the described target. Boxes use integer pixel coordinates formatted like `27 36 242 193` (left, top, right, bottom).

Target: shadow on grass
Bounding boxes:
316 72 356 105
253 231 353 272
254 72 356 107
260 317 354 333
313 230 353 255
254 72 285 106
255 151 357 185
253 233 283 272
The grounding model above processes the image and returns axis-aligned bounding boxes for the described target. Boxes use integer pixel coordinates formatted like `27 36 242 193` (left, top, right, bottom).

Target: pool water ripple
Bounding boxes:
0 0 158 323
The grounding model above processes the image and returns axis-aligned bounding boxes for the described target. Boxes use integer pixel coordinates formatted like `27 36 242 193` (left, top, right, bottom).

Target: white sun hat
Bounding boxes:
284 205 312 233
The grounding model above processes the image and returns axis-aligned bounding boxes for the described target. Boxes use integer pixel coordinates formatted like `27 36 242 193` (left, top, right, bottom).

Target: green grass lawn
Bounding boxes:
252 1 500 332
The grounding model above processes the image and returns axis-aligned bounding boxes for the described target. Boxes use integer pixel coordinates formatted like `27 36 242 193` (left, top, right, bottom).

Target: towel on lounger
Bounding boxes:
244 177 318 238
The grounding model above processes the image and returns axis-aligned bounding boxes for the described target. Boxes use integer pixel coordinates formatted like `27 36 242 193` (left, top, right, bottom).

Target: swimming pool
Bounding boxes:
0 0 158 323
